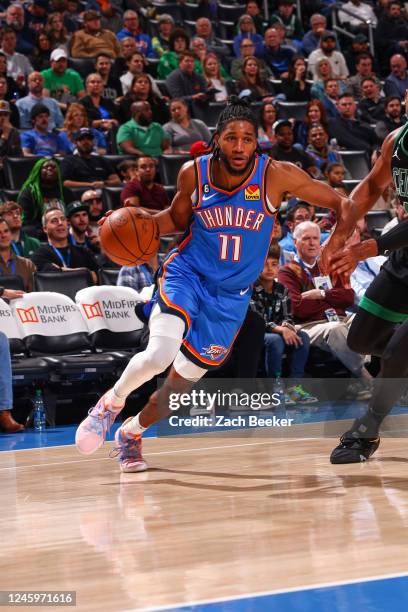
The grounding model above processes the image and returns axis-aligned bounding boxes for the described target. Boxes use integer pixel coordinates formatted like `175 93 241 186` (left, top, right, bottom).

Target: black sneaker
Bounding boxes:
330 434 380 464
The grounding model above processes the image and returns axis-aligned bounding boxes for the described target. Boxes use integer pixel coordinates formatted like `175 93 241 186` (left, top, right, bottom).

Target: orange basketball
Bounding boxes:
100 208 160 266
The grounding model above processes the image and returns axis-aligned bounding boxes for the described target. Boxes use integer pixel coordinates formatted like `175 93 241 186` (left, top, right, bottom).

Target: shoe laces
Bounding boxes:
293 385 308 397
340 434 378 448
110 433 142 461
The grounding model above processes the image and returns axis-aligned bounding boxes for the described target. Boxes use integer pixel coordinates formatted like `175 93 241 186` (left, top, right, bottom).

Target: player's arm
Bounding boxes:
150 161 195 235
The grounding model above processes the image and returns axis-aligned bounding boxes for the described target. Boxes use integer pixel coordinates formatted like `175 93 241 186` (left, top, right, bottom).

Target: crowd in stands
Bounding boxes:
1 0 408 431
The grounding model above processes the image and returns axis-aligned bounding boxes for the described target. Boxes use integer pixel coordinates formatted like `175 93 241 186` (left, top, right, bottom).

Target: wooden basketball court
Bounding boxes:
2 417 408 611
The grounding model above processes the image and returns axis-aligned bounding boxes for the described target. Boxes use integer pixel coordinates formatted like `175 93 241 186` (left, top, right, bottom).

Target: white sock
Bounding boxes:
122 413 147 438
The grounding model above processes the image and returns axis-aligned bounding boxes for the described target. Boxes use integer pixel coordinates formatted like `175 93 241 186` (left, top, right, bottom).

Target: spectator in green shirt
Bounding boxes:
116 100 171 157
157 28 191 80
41 48 85 110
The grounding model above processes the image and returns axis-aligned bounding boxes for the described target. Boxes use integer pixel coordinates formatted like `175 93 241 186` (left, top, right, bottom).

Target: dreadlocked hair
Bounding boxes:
210 95 261 159
19 158 65 222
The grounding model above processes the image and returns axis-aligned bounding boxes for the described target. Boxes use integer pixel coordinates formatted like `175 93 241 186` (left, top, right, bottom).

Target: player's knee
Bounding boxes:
145 345 178 374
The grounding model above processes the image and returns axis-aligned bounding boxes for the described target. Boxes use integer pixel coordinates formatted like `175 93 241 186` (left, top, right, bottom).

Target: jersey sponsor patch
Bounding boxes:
244 184 260 200
202 344 228 360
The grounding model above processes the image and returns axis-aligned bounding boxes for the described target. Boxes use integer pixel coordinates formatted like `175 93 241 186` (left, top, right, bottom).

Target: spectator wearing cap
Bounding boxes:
152 14 174 58
307 31 349 81
116 100 170 157
25 0 49 38
31 207 98 283
71 10 121 59
16 71 64 130
0 100 22 162
95 53 123 101
344 34 373 74
346 52 380 101
301 14 327 56
81 189 104 239
3 3 35 55
120 155 169 213
21 103 66 157
0 201 40 258
41 49 85 107
163 98 211 154
1 26 33 83
190 140 211 157
0 217 36 291
116 10 155 58
58 102 107 155
60 128 121 188
66 201 100 252
271 120 319 178
256 27 294 78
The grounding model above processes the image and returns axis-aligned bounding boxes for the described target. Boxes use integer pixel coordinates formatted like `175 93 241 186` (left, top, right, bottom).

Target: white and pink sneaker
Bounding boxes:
75 390 124 455
111 418 148 473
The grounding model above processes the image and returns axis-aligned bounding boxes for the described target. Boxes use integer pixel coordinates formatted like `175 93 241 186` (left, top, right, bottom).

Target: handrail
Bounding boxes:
330 2 376 56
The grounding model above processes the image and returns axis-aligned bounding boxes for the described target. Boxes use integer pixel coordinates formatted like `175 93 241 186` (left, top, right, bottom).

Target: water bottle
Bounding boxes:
330 138 339 151
33 390 46 431
274 373 286 410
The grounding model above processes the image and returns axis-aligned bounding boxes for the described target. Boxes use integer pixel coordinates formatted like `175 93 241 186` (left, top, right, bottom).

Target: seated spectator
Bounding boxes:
346 53 380 101
118 252 163 292
0 201 40 258
32 207 98 283
81 189 104 239
116 101 170 156
0 100 21 161
165 51 209 121
246 0 264 35
257 27 294 78
310 58 347 101
4 3 35 55
16 71 64 130
25 0 48 39
60 128 121 188
0 217 36 290
324 162 348 195
279 202 327 264
157 28 191 80
321 78 341 118
344 33 374 74
270 0 304 44
251 245 316 402
0 76 18 128
0 330 25 433
95 53 123 101
70 10 121 59
0 52 26 104
306 123 341 171
295 99 329 147
271 120 319 178
58 103 107 155
114 36 137 77
117 159 138 183
41 49 85 110
384 54 408 98
257 101 277 152
308 31 349 81
238 56 278 103
280 55 311 102
163 98 211 154
338 0 377 33
152 14 174 58
120 156 170 212
233 14 264 58
119 50 162 98
18 157 68 235
194 17 229 64
118 74 169 125
116 10 155 58
357 77 386 123
46 12 71 52
328 94 378 154
190 38 208 72
278 221 372 389
302 13 327 56
67 200 99 252
80 73 119 134
21 104 66 157
375 95 404 140
231 38 272 82
375 1 408 68
30 31 52 72
202 54 233 102
1 26 33 82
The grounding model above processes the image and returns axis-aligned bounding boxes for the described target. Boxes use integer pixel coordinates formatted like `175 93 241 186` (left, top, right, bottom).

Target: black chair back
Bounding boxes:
32 269 93 301
0 274 25 291
3 157 40 190
98 268 120 285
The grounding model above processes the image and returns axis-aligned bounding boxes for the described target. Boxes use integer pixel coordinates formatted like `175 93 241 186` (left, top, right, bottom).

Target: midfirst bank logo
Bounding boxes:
244 184 260 200
17 306 39 324
81 299 139 320
82 302 103 319
16 304 76 324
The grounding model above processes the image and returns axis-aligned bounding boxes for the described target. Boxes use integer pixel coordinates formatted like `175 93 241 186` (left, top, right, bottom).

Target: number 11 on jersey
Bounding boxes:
219 234 242 262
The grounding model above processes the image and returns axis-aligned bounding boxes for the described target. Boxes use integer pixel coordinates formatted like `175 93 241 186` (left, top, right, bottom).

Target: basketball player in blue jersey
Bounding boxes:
76 98 352 472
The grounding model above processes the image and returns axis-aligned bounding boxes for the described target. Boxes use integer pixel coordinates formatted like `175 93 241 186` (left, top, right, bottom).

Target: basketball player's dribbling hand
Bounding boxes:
97 207 151 227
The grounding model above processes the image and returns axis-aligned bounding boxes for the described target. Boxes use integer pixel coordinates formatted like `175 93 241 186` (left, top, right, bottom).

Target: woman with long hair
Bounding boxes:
295 99 329 147
58 103 107 154
30 30 52 72
233 14 263 57
118 74 169 124
17 158 68 235
281 55 311 102
46 12 70 52
163 98 211 153
203 54 234 102
157 28 191 79
257 101 278 152
80 73 119 132
311 58 347 100
238 56 277 103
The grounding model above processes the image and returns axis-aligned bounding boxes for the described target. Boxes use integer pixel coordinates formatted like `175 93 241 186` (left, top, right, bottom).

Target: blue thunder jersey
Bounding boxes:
176 153 276 291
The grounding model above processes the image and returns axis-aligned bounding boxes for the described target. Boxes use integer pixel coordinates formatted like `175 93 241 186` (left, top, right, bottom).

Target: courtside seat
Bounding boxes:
276 100 308 121
98 268 120 285
0 274 25 290
159 154 190 185
33 269 94 300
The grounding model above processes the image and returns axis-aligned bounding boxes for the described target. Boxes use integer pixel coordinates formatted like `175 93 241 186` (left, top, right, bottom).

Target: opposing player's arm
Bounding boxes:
153 162 195 235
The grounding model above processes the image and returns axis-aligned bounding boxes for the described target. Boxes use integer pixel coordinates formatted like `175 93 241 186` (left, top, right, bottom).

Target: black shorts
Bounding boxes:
359 268 408 322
